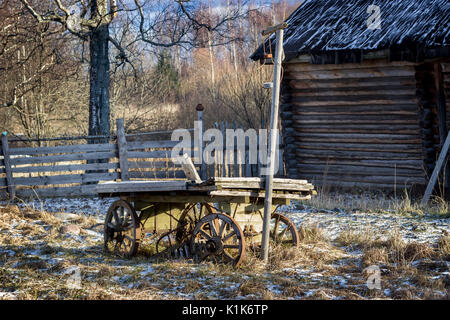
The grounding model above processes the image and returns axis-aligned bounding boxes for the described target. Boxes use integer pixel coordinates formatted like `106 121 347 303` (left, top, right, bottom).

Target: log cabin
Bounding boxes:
251 0 450 190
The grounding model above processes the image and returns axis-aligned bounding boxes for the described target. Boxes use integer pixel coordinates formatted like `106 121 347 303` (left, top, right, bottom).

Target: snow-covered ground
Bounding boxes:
0 198 448 300
5 197 449 244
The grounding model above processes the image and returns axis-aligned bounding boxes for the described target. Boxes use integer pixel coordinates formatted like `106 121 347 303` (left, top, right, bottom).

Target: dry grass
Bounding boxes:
302 187 450 217
0 204 448 300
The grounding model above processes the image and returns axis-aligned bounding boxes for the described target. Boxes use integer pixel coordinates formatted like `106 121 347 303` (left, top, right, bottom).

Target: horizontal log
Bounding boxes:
291 98 418 107
284 60 416 71
288 85 417 95
294 118 420 125
297 173 426 185
292 105 419 115
0 178 6 187
284 66 416 80
296 164 424 177
294 132 420 140
294 141 423 151
295 149 423 160
15 185 99 198
11 162 119 174
10 151 118 165
295 158 424 170
9 143 116 156
295 137 422 145
292 127 420 135
287 77 417 89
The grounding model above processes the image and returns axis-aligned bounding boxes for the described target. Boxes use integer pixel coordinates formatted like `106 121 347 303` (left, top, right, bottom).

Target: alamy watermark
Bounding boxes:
171 122 281 175
367 5 382 30
64 266 82 290
365 265 381 290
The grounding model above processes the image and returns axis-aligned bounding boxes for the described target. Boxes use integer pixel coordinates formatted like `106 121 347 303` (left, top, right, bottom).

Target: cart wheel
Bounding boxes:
191 213 246 267
104 200 141 258
175 203 216 242
270 213 299 248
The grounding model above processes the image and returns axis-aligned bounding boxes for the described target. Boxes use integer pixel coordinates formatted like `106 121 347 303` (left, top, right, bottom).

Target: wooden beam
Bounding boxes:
1 133 15 200
116 118 130 181
421 131 450 205
261 22 288 36
177 153 201 183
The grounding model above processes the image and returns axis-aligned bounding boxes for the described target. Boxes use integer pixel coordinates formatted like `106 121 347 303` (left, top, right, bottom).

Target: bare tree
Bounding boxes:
17 0 250 138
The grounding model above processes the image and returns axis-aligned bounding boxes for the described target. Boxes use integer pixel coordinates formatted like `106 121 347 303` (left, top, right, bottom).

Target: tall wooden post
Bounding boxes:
1 132 15 200
434 62 449 188
261 25 286 262
116 119 129 181
196 104 206 180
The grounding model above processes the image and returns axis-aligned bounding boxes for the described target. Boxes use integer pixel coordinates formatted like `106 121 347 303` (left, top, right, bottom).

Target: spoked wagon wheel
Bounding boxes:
104 200 141 258
155 203 215 256
191 213 246 267
175 203 216 242
270 213 299 248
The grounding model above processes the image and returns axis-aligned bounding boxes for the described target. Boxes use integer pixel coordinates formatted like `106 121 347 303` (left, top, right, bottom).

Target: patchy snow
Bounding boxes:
279 204 450 244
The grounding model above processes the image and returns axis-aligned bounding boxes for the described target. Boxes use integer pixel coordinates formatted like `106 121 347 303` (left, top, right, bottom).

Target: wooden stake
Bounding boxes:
1 132 15 200
261 28 285 262
421 131 450 206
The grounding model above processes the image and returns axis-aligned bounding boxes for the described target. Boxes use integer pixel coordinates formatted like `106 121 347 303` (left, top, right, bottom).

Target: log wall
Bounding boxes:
281 59 429 189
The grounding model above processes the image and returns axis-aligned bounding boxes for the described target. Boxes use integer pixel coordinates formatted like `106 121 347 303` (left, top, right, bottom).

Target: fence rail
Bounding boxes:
0 110 284 200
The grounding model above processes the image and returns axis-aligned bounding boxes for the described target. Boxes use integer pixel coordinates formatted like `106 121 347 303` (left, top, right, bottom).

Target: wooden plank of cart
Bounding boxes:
95 171 315 268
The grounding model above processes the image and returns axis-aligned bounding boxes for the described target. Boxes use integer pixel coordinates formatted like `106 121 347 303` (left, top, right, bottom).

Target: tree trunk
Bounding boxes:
89 24 110 141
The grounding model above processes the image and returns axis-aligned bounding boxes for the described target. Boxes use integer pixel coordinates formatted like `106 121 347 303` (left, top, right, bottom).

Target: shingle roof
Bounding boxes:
250 0 450 62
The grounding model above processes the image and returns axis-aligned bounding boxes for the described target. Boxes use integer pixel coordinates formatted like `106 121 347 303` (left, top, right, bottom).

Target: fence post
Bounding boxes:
116 119 130 181
196 104 206 180
1 132 15 200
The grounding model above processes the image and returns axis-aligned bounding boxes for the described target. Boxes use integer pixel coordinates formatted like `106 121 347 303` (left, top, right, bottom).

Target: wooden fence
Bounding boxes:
0 112 284 200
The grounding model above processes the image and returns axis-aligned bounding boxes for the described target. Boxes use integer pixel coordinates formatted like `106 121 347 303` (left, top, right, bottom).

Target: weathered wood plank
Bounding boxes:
15 185 99 198
209 190 311 201
95 180 187 194
1 134 15 199
14 172 120 186
129 171 186 179
128 161 180 169
421 132 450 205
9 143 116 156
176 154 202 182
116 119 130 181
10 151 118 165
11 162 119 174
126 140 180 150
127 150 173 159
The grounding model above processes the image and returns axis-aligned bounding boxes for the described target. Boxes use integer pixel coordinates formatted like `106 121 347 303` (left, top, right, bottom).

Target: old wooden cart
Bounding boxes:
96 177 315 267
